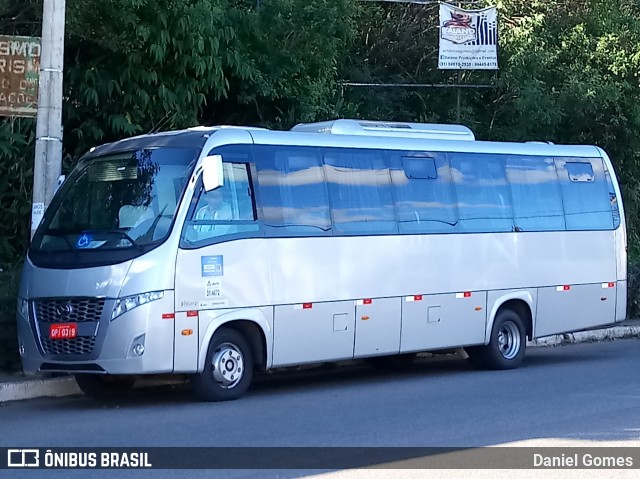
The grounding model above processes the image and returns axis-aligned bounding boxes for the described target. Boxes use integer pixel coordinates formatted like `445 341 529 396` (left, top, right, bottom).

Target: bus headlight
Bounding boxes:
17 298 29 321
111 291 164 321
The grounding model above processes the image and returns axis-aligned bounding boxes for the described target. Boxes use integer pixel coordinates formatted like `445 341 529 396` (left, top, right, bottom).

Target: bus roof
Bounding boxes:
84 120 605 161
290 119 475 141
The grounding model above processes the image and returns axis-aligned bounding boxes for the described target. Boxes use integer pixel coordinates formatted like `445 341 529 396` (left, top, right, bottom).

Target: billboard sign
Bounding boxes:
0 35 41 117
438 4 498 70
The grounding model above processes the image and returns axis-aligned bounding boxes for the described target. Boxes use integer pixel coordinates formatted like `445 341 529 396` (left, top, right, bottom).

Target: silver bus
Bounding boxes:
17 119 627 401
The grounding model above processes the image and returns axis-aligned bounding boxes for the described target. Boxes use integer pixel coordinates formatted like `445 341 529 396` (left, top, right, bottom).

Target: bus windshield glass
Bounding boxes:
31 147 198 253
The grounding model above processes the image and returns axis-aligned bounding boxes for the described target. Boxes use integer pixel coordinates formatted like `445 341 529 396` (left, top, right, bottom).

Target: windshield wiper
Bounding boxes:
137 205 168 244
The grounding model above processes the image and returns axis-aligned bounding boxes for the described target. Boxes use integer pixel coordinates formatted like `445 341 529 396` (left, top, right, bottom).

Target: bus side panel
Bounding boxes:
400 291 486 353
614 225 627 321
535 283 616 338
272 301 355 367
616 280 627 322
174 311 199 372
353 297 401 358
174 241 273 312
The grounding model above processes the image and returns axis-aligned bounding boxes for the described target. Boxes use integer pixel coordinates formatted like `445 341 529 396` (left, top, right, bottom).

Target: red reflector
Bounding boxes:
162 313 175 319
363 298 372 305
414 295 423 301
563 285 571 291
608 282 616 288
464 292 471 298
186 310 198 317
303 303 313 309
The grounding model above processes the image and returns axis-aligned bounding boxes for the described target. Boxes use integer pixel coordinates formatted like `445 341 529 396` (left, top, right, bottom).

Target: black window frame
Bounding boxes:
179 146 262 249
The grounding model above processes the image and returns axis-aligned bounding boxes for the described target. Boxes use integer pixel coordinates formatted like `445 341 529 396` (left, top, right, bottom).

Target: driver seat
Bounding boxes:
118 205 154 228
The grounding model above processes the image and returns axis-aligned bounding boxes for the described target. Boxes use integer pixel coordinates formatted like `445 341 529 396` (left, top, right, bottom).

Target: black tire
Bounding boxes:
191 327 254 401
464 346 486 370
75 374 135 399
475 308 527 370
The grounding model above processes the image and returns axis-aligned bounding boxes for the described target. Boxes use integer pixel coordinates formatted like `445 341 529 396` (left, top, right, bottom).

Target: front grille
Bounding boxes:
35 298 105 323
41 336 96 355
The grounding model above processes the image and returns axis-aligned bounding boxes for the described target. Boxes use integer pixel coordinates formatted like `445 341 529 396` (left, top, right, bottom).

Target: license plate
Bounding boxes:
49 323 77 340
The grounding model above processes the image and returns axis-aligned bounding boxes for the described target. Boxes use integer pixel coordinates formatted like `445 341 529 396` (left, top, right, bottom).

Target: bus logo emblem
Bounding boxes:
56 303 73 318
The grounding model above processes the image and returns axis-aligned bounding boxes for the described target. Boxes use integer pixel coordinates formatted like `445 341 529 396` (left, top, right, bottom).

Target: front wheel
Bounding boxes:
191 328 254 401
466 309 526 370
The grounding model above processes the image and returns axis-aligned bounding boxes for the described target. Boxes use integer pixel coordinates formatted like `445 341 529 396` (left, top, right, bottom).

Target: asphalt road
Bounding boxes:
1 338 639 479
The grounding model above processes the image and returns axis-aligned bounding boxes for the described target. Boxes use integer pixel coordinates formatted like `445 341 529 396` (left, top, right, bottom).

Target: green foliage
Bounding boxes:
343 0 640 259
2 0 640 265
341 1 504 130
0 0 41 36
222 0 359 126
0 267 21 372
62 0 358 153
491 0 640 257
64 0 246 155
0 119 34 266
2 0 640 373
627 260 640 320
0 0 358 267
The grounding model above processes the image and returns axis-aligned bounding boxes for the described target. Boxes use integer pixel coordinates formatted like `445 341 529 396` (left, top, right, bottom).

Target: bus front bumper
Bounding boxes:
17 292 176 375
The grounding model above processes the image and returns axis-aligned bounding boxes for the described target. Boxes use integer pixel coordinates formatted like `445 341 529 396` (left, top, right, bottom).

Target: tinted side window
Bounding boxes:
254 145 331 235
183 155 259 245
402 155 438 179
605 168 621 229
389 151 458 233
180 145 259 246
450 153 513 232
555 158 613 230
505 156 565 231
322 147 396 234
566 162 594 182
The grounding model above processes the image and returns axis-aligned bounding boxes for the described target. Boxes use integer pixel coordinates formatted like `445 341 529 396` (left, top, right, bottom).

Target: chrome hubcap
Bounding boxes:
497 320 521 360
211 342 244 389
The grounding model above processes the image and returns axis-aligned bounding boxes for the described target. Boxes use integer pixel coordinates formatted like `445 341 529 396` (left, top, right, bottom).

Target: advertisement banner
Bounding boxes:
438 4 498 70
0 35 40 117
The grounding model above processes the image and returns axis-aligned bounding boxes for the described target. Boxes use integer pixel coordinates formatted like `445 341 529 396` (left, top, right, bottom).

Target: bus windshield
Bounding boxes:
31 147 198 254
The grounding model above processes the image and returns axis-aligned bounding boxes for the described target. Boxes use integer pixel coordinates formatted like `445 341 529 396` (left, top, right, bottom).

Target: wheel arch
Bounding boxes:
198 308 272 373
486 291 535 342
224 320 267 371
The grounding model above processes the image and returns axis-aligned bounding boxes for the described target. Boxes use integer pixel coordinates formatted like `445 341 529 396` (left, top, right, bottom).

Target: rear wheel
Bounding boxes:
466 308 526 370
75 374 135 399
191 328 254 401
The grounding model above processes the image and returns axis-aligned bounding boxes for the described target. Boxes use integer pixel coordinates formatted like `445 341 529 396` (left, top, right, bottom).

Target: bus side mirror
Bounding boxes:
202 155 224 192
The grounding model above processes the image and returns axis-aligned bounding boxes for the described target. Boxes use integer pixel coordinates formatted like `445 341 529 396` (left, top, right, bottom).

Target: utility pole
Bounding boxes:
31 0 66 239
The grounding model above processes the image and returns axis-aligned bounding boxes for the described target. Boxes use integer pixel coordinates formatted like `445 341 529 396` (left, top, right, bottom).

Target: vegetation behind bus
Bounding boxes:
1 1 640 372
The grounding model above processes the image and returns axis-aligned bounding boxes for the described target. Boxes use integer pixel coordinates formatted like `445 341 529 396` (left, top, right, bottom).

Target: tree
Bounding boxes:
491 0 640 254
0 0 359 264
342 0 640 255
